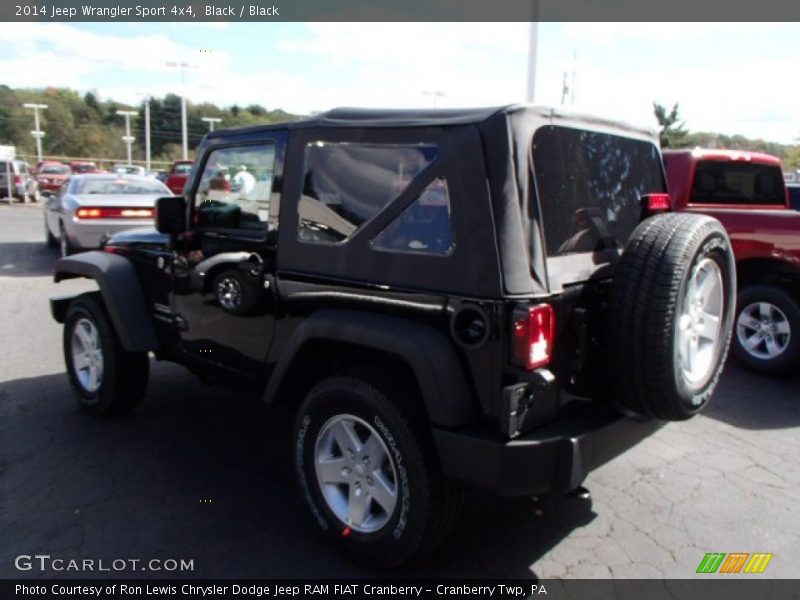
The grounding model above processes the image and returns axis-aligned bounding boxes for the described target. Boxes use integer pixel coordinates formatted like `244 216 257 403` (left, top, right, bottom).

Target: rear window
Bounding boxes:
172 163 192 174
41 164 71 175
690 160 785 205
532 125 665 257
77 178 168 195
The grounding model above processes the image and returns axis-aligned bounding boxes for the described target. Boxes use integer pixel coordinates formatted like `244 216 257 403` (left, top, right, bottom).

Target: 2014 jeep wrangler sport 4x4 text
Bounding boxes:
50 105 736 566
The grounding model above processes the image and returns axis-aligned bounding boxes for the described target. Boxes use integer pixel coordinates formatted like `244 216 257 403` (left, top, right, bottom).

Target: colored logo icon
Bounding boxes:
696 552 773 574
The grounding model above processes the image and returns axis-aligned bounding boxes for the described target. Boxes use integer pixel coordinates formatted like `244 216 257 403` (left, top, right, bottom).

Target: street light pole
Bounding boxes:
144 97 151 172
526 0 541 103
23 103 48 163
202 117 222 132
166 60 197 160
116 110 138 165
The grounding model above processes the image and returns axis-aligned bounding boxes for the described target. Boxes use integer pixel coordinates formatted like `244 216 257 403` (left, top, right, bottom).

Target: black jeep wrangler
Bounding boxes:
51 105 736 566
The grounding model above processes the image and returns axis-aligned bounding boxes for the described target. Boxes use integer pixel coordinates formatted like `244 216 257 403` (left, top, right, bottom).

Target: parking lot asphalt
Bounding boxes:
1 202 799 579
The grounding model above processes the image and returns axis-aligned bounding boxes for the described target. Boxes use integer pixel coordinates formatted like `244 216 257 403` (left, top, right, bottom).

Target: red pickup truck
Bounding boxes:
663 149 800 375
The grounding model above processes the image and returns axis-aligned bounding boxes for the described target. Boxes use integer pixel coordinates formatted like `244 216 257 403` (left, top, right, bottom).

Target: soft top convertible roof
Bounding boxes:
206 105 657 140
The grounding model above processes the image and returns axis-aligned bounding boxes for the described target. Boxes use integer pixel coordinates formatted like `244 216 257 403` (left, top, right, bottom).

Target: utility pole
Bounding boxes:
202 117 222 132
422 91 445 108
116 110 138 165
166 60 197 160
144 97 151 172
526 0 541 102
23 103 48 163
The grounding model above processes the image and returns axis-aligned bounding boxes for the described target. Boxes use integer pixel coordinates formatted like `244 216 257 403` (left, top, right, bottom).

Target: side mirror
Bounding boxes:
155 196 187 234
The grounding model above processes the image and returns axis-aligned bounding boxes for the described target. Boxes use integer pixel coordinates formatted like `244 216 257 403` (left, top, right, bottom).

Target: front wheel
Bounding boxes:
64 294 149 415
732 284 800 375
294 376 461 567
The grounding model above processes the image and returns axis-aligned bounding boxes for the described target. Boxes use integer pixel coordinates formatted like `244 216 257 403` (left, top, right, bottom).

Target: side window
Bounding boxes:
195 144 275 230
298 143 438 244
371 178 454 255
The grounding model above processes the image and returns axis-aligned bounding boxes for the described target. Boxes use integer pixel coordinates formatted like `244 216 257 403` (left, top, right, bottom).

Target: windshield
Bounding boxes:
77 178 168 195
41 164 71 175
72 163 97 173
691 160 785 205
533 125 666 257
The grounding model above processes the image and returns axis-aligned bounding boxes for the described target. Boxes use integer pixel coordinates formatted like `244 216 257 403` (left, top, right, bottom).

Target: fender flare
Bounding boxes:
263 309 478 427
52 251 159 353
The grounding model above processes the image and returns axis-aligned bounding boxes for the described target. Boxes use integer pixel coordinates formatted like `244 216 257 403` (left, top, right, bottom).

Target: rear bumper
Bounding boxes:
432 402 663 497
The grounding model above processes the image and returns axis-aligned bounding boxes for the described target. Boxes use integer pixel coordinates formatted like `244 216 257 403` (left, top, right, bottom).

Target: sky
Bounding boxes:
0 21 798 143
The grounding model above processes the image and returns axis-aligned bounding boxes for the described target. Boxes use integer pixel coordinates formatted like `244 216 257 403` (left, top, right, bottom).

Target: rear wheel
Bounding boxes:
59 222 74 257
732 284 800 375
64 294 149 415
45 217 57 248
608 213 736 420
294 376 462 567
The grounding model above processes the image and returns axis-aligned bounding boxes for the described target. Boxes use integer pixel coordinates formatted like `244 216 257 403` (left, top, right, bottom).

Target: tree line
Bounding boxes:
2 87 798 170
0 85 297 167
654 102 800 169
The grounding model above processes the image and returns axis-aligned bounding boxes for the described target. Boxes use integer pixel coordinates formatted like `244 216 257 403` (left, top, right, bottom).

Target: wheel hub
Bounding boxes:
736 301 791 360
70 318 104 393
314 414 398 533
675 258 724 391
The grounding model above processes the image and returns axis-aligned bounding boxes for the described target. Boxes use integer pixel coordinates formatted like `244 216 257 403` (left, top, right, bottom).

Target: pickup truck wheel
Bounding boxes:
733 285 800 375
294 376 457 567
608 213 736 420
64 294 149 415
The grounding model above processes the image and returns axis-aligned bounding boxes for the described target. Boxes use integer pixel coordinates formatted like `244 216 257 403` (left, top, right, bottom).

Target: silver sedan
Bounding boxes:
44 174 171 257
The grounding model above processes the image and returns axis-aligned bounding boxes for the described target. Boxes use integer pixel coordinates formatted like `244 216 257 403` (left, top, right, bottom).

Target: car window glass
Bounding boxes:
371 178 454 256
533 125 666 257
42 165 71 175
77 178 168 195
298 143 439 244
195 144 275 231
690 161 785 205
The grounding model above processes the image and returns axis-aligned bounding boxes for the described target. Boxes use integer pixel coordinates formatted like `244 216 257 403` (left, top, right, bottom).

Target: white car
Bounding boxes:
44 174 170 256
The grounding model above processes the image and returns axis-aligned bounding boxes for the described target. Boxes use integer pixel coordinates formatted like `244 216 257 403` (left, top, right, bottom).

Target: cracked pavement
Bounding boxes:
1 203 798 579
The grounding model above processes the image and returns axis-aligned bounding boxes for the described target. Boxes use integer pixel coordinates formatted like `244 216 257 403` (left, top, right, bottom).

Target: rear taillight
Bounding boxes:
13 175 22 185
641 193 671 212
75 207 154 219
511 304 555 370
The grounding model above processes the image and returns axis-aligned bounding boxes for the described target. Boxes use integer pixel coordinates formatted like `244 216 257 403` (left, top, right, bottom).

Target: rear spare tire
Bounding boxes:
608 213 735 420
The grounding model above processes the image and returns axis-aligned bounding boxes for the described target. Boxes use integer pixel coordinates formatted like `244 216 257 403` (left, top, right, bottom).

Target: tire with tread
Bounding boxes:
64 294 149 415
59 222 74 257
293 375 463 567
45 217 58 248
607 212 736 420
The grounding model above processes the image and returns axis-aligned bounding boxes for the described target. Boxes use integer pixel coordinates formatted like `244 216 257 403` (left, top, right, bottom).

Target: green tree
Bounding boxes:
653 102 689 148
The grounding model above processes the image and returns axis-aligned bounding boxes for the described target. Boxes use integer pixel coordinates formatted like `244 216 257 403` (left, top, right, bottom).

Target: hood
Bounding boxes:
105 228 169 250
